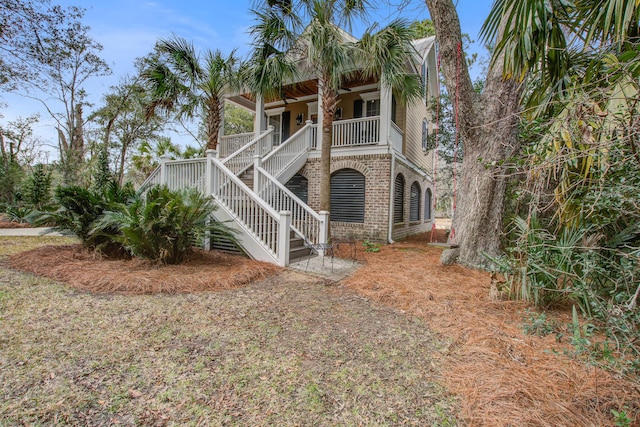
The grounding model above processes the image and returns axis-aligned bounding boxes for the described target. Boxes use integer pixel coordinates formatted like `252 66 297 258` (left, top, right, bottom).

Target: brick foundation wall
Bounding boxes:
299 154 392 242
296 154 434 243
391 159 434 241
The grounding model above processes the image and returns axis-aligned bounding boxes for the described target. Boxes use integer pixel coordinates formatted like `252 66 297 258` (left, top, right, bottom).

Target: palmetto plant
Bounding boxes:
247 0 422 213
142 36 243 150
34 181 136 254
96 186 237 265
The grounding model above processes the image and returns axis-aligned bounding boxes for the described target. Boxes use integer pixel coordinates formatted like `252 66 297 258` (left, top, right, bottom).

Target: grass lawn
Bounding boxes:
0 237 456 426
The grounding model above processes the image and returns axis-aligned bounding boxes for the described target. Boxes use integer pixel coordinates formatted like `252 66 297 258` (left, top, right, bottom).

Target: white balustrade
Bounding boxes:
222 128 274 175
209 158 282 258
255 166 325 246
138 167 161 194
261 122 314 179
163 159 207 193
332 116 380 146
219 132 254 158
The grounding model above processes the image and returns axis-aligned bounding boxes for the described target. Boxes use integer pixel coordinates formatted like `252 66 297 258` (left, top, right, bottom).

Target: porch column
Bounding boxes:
255 94 265 138
316 85 324 153
379 84 392 145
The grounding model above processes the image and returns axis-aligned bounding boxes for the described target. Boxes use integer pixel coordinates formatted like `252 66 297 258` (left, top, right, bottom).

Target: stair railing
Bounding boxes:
254 163 328 247
261 121 314 181
219 132 255 157
207 154 290 265
222 127 274 175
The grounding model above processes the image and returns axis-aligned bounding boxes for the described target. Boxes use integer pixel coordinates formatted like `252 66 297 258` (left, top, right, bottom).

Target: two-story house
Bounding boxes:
143 34 438 267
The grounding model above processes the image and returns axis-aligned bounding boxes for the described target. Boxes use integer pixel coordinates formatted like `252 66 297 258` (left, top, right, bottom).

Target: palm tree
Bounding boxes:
247 0 422 214
142 36 242 150
481 0 640 223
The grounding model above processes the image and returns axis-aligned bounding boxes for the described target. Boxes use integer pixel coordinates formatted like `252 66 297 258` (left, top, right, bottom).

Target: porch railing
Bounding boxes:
222 128 274 175
164 158 207 193
332 116 380 146
219 132 255 158
309 116 381 149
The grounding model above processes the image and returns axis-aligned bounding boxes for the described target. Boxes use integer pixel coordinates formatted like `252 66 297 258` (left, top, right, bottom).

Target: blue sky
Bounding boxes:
2 0 492 153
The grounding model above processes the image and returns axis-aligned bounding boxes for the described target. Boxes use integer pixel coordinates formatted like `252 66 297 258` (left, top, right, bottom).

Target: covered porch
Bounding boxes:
219 76 405 157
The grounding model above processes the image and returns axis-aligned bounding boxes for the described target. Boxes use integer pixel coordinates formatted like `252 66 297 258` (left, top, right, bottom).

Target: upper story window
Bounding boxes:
359 91 381 117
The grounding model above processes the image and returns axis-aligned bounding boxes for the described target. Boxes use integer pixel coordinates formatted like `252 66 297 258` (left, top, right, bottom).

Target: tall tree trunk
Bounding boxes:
424 0 522 267
319 78 337 216
206 98 221 150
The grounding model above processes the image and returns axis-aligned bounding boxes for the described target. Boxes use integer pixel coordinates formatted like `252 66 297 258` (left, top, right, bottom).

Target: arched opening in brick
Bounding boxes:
394 173 405 224
330 168 365 223
410 182 421 221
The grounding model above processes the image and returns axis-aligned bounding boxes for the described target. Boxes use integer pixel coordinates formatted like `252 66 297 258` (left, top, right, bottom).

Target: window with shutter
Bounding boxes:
394 174 405 224
410 182 421 221
330 169 365 223
285 173 308 204
425 188 432 220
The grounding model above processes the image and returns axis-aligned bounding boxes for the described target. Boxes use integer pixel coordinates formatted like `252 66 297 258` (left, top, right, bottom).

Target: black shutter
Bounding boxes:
425 189 432 220
410 182 421 221
285 173 308 204
330 169 365 223
282 111 291 141
391 94 397 124
394 174 405 223
353 99 363 118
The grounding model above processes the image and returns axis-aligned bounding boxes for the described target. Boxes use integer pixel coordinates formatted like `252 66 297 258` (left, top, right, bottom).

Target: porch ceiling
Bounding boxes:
237 73 378 106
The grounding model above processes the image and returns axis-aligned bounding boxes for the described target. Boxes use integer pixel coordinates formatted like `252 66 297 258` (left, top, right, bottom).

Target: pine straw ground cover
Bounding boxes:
7 242 280 294
343 231 640 427
0 237 456 426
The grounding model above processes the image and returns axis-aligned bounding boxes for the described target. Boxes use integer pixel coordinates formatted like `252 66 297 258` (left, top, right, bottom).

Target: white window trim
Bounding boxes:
359 91 380 102
265 107 285 116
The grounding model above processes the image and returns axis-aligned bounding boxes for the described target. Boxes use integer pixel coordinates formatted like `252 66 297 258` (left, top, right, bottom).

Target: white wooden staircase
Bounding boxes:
139 121 327 267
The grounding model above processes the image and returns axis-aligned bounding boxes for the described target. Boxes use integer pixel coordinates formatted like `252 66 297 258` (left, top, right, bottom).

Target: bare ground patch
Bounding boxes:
344 231 640 426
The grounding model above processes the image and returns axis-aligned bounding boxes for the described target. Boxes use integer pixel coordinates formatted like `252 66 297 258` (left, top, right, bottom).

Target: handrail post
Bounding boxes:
278 211 291 266
204 150 217 251
267 124 275 152
319 210 330 256
253 155 262 192
205 149 217 197
305 120 313 149
160 154 172 186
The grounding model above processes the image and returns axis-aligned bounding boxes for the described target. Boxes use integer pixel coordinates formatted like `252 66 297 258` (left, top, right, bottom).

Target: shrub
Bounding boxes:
33 181 135 254
96 185 236 264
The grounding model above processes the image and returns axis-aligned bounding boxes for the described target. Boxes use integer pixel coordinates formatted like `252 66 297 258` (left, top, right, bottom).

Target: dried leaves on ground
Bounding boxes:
344 231 640 427
7 244 280 294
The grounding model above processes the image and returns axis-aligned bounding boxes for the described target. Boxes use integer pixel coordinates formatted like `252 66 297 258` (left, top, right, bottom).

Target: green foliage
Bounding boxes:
489 214 640 363
223 104 254 135
612 407 632 427
91 148 115 192
22 164 52 209
1 205 32 224
96 186 236 264
409 19 435 39
362 240 380 253
0 160 25 205
521 309 559 338
34 182 135 253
